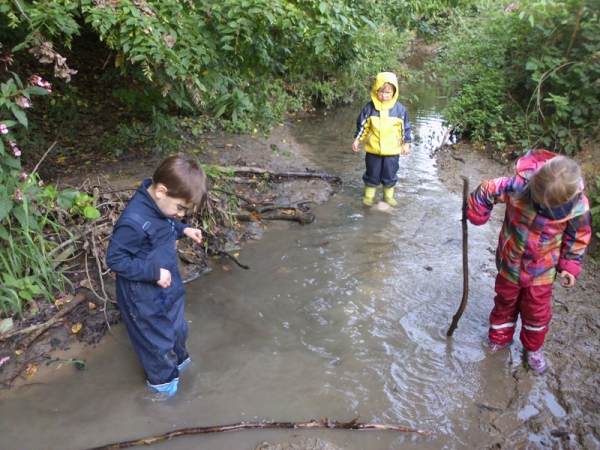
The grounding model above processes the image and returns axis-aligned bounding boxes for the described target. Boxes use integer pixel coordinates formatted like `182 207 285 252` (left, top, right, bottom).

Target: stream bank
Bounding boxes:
1 101 599 450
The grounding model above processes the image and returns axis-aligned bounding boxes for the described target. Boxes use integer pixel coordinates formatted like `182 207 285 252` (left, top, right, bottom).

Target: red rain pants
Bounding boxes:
489 274 553 352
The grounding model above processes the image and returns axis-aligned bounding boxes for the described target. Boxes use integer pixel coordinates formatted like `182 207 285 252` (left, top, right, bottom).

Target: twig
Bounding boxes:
447 176 469 337
31 140 58 176
566 0 585 59
210 188 256 204
449 154 465 164
213 249 249 269
18 292 87 347
87 419 433 449
210 165 342 185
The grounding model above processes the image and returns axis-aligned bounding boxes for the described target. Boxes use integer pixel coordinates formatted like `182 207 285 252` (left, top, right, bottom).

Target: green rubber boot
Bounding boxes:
382 186 398 206
363 186 376 206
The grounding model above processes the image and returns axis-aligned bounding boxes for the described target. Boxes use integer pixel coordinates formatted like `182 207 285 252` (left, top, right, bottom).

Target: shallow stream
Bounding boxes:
0 81 563 450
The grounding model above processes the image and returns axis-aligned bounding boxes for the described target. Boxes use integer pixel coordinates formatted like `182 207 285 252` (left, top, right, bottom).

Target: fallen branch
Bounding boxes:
17 292 87 348
261 211 315 225
214 249 250 269
210 188 258 205
87 418 433 449
211 165 342 185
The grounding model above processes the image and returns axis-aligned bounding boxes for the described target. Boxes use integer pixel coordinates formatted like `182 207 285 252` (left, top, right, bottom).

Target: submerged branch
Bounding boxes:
212 165 342 185
88 419 434 449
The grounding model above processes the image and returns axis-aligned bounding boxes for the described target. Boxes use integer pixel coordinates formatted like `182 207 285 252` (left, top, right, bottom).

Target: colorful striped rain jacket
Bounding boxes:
467 149 591 287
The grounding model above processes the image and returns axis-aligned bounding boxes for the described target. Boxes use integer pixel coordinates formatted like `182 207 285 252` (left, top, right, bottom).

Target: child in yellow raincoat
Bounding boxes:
352 72 412 206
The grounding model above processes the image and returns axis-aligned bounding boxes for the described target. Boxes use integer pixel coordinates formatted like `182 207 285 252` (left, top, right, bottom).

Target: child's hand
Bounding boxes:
352 139 361 153
401 143 410 155
157 268 172 288
184 227 203 244
559 270 576 288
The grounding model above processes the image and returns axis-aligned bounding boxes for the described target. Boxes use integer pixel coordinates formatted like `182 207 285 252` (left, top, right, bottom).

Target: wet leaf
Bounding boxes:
0 317 14 334
79 279 95 290
26 364 37 378
88 302 96 310
223 265 231 272
71 323 82 333
54 299 64 308
234 253 239 258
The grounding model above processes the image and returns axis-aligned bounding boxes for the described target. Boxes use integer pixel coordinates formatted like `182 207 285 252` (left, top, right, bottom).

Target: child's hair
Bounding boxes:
528 156 581 208
152 156 207 207
378 82 396 95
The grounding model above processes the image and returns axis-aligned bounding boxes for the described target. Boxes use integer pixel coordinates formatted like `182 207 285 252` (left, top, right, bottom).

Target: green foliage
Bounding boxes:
433 0 600 152
56 189 100 220
0 184 72 318
0 0 420 134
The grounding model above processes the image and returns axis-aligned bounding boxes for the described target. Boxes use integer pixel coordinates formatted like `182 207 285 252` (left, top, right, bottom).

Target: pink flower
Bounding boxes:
19 172 28 181
505 3 519 13
16 97 30 108
0 123 7 134
32 75 51 89
13 189 22 201
13 147 21 157
0 356 10 366
8 140 16 148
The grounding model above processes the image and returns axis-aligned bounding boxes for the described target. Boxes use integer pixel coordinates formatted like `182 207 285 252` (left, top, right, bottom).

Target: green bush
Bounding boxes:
432 0 600 153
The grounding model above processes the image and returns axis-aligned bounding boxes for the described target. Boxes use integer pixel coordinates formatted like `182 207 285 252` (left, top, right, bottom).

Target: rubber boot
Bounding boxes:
382 186 398 206
363 186 376 206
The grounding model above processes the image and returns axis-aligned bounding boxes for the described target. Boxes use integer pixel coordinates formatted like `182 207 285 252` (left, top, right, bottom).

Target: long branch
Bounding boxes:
87 419 433 449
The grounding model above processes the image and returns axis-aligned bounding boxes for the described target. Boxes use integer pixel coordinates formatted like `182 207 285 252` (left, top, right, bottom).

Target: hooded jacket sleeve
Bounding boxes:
557 198 592 277
401 106 412 143
174 221 189 239
467 177 513 225
106 224 161 282
354 103 372 141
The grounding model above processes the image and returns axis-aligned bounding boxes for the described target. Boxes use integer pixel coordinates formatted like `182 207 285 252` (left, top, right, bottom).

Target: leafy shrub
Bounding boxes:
432 0 600 153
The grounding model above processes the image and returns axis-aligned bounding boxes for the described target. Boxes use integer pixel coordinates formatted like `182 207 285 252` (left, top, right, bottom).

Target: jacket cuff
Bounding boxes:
152 263 161 281
466 209 490 226
557 259 581 277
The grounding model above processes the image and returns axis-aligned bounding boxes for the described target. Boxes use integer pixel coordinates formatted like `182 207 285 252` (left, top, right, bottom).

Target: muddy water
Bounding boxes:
0 83 561 450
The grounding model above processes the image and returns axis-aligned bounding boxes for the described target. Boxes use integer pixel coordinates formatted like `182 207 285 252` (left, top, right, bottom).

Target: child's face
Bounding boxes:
158 196 192 219
376 85 395 101
152 183 192 219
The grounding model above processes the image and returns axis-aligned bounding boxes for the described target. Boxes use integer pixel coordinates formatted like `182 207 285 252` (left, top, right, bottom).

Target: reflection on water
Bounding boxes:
0 81 550 449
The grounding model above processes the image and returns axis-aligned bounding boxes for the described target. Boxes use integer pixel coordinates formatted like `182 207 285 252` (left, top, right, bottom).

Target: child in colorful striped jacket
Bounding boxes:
467 149 591 373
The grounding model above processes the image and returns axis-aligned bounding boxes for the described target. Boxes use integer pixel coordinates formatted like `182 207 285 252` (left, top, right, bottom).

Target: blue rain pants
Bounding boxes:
114 216 189 393
363 153 400 188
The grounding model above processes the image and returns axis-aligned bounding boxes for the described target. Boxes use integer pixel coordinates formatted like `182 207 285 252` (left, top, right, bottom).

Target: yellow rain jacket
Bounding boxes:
354 72 412 156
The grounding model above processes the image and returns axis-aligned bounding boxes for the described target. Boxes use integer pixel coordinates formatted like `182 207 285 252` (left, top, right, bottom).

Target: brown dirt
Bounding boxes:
434 141 600 448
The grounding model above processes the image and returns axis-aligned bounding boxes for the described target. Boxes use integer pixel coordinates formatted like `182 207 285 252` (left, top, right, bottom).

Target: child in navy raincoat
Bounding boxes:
106 156 207 395
352 72 412 206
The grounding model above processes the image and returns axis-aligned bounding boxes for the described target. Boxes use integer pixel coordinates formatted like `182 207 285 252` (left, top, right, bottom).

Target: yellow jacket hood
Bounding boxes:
371 72 399 110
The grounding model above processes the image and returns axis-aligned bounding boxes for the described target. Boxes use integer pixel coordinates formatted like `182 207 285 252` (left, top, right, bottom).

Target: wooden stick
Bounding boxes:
87 419 433 449
447 176 469 337
17 292 87 347
211 165 342 184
